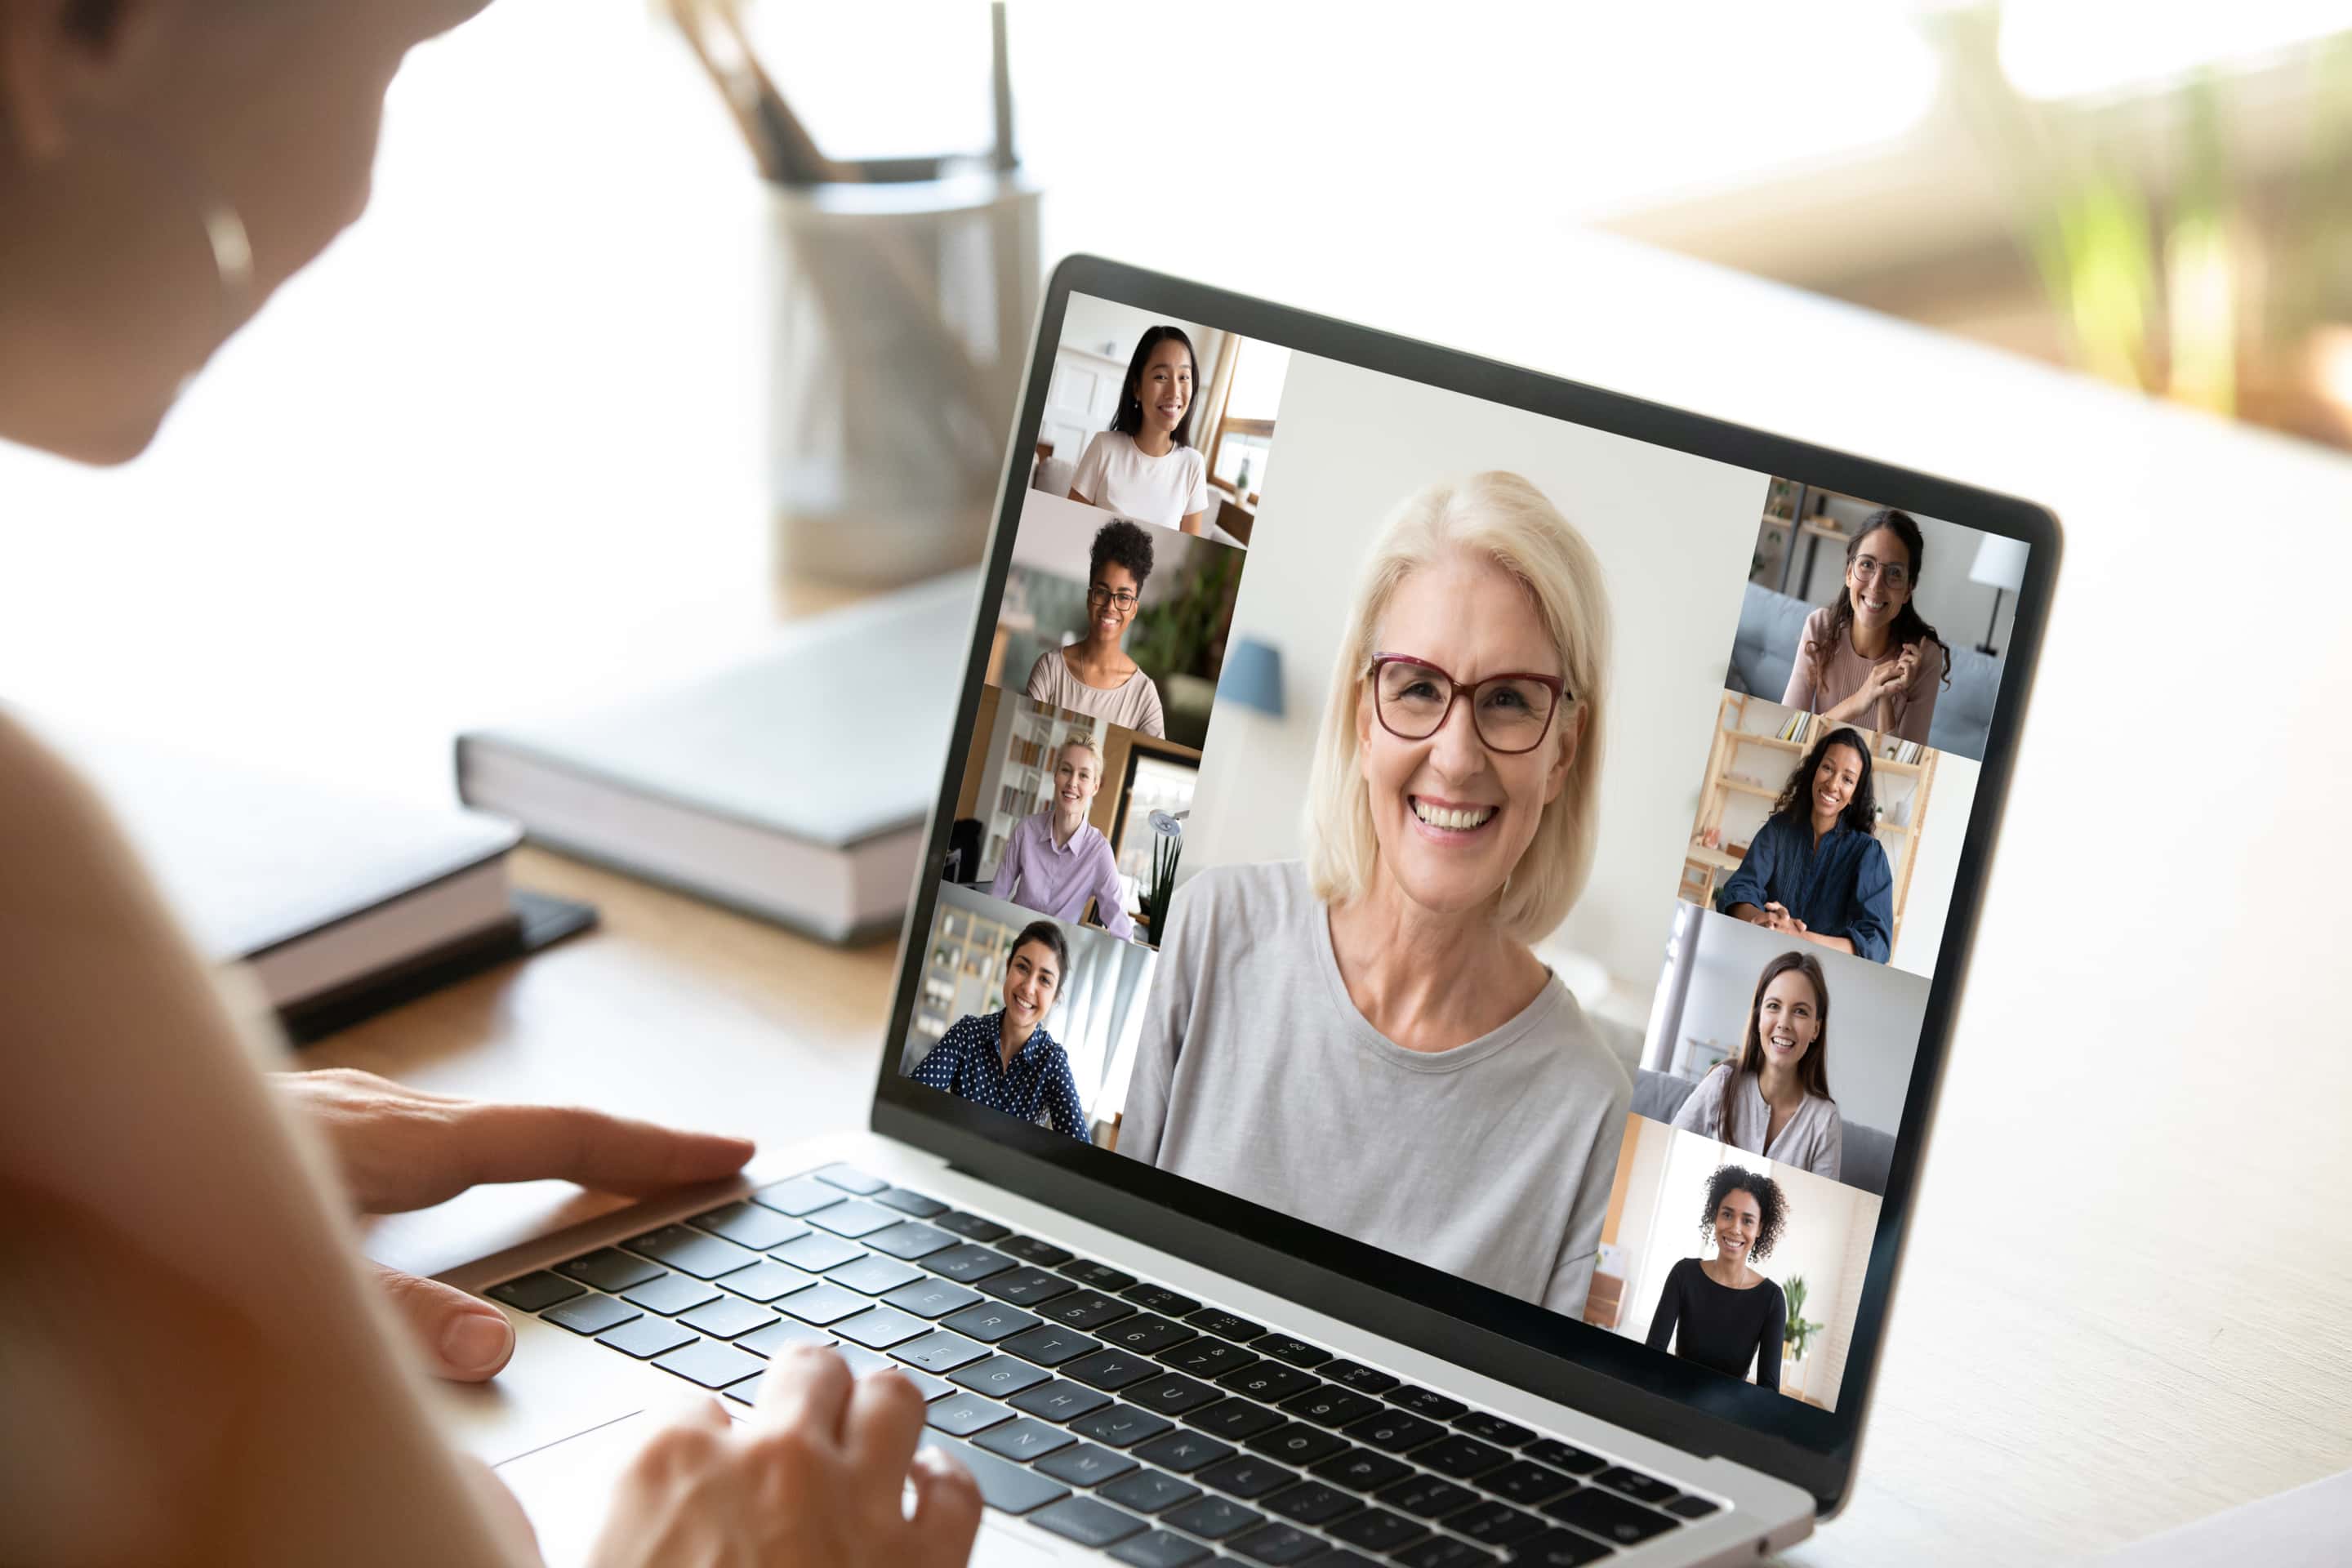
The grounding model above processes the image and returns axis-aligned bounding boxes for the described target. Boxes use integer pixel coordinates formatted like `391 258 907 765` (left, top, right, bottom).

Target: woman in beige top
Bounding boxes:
1025 517 1168 736
1670 951 1842 1182
0 4 978 1565
1781 508 1949 745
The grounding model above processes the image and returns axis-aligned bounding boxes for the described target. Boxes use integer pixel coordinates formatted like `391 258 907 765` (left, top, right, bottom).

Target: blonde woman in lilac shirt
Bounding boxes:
992 737 1136 938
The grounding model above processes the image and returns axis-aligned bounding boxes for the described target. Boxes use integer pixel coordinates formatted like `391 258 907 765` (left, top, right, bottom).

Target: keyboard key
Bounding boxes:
1261 1480 1361 1526
926 1244 1020 1284
621 1273 721 1316
1318 1359 1401 1396
488 1272 584 1312
828 1343 895 1379
864 1221 958 1261
1072 1404 1175 1449
1482 1459 1577 1506
1374 1474 1479 1519
1305 1549 1382 1568
1011 1379 1113 1423
1540 1486 1677 1545
1162 1494 1264 1540
653 1339 765 1389
1134 1428 1236 1473
1522 1438 1606 1476
1122 1372 1222 1416
1062 1258 1138 1291
811 1162 888 1195
1311 1447 1413 1493
751 1175 846 1216
1452 1411 1535 1447
1185 1308 1264 1342
1029 1494 1145 1548
1392 1539 1497 1567
933 1211 1011 1242
874 1187 948 1218
1414 1434 1510 1479
834 1307 929 1349
997 1236 1075 1267
1100 1466 1202 1513
1341 1409 1445 1453
893 1367 955 1401
978 1267 1076 1307
808 1200 898 1239
1666 1494 1722 1520
557 1248 663 1293
1198 1454 1297 1499
1385 1386 1468 1421
1250 1334 1331 1370
1121 1283 1200 1316
1218 1363 1320 1405
1039 1290 1137 1331
1593 1466 1680 1507
1036 1441 1138 1487
626 1225 762 1281
827 1254 924 1295
717 1259 818 1303
690 1200 808 1252
933 1435 1067 1512
974 1417 1077 1463
950 1354 1054 1400
881 1276 982 1318
677 1296 777 1340
777 1282 870 1325
941 1301 1040 1343
1280 1385 1383 1429
1232 1523 1326 1564
893 1330 992 1374
1445 1498 1544 1546
772 1233 865 1272
1246 1423 1349 1467
738 1318 833 1357
1325 1504 1428 1552
723 1372 765 1405
1508 1528 1613 1566
1188 1397 1285 1441
1064 1349 1158 1392
1002 1325 1099 1368
598 1316 697 1359
1109 1530 1211 1568
1098 1313 1197 1356
544 1294 639 1335
925 1391 1015 1437
1157 1338 1258 1379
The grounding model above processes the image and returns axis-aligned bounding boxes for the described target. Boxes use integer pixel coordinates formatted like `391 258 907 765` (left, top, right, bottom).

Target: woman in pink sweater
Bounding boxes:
1782 510 1950 745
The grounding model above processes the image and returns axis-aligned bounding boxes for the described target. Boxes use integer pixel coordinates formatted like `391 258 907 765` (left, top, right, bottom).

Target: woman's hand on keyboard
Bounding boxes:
590 1343 983 1568
273 1067 755 1381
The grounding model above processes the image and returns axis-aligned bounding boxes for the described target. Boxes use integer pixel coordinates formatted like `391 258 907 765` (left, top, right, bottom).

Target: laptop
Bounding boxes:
436 255 2057 1568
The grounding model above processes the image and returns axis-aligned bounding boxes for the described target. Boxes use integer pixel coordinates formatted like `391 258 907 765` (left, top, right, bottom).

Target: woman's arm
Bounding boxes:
1024 650 1056 703
909 1022 969 1094
1815 1106 1843 1184
1644 1260 1686 1354
991 825 1028 906
1843 842 1895 963
1089 841 1136 941
1067 487 1095 507
1892 639 1944 743
1756 1287 1786 1392
1041 1049 1091 1143
1544 1062 1634 1317
1668 1067 1724 1137
1178 510 1206 537
1715 822 1777 918
1135 676 1167 741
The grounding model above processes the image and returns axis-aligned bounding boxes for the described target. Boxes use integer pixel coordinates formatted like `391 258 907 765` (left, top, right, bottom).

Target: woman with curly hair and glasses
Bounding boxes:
1646 1165 1789 1390
1717 724 1894 963
1026 518 1168 737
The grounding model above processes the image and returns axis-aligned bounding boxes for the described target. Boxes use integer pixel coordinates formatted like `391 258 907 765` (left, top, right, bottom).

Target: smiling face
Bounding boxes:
1712 1187 1762 1266
1132 337 1194 441
1845 526 1915 635
1052 745 1100 818
1086 564 1142 649
1754 969 1821 1073
1353 554 1580 921
1002 939 1062 1037
1810 743 1863 826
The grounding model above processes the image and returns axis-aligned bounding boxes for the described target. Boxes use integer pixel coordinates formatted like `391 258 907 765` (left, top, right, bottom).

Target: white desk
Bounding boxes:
2 3 2348 1562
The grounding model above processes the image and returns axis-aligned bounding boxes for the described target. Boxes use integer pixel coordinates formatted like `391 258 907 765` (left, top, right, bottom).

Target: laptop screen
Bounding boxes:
883 265 2038 1456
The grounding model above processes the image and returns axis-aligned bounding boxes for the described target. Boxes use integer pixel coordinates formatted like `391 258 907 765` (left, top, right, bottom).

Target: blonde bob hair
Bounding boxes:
1304 471 1612 943
1054 734 1105 777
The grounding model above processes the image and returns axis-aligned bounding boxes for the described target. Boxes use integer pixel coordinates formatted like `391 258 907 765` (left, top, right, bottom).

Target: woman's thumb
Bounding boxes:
371 1260 516 1381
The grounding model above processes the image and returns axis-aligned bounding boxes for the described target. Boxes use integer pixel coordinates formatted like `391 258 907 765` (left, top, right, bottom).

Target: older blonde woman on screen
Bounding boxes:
0 3 979 1565
1120 472 1633 1316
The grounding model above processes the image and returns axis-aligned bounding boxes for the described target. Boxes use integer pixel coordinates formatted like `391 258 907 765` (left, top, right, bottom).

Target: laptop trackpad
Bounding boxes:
435 1311 682 1468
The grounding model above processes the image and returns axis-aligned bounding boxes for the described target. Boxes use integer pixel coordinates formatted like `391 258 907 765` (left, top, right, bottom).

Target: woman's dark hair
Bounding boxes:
1804 507 1950 691
1109 325 1200 448
1713 951 1833 1144
1699 1165 1788 1261
1771 725 1877 834
1007 920 1069 989
1089 519 1156 592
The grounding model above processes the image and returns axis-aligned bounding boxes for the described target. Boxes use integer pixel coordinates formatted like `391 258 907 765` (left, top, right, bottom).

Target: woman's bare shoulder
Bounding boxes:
0 712 124 876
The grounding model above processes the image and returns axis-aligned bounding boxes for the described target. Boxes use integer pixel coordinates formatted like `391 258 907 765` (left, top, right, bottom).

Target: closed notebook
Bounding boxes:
454 571 977 944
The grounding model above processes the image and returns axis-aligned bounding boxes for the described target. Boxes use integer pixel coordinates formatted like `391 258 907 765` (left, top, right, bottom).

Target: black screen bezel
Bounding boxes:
871 253 2060 1515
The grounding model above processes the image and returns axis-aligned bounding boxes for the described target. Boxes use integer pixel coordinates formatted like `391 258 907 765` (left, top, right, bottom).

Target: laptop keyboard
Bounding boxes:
488 1163 1726 1565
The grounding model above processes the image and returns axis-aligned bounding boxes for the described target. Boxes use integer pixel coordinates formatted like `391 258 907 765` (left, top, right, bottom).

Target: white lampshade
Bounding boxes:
1970 535 2029 593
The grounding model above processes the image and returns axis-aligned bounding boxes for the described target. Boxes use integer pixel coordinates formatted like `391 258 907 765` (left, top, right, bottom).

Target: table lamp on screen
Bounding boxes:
1969 536 2029 657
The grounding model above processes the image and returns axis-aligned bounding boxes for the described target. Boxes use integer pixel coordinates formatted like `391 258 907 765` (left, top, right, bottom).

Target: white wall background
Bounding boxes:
1641 905 1928 1136
1008 488 1223 589
1178 352 1771 992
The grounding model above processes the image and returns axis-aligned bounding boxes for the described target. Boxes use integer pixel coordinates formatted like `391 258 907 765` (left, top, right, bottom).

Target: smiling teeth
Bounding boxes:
1413 800 1494 831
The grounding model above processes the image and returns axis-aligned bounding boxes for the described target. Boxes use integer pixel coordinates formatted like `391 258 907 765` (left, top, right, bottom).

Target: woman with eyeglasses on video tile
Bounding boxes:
1782 507 1949 744
1024 518 1168 737
1067 324 1211 537
1120 472 1633 1317
1646 1165 1788 1392
1718 727 1894 963
0 3 981 1564
1672 951 1842 1182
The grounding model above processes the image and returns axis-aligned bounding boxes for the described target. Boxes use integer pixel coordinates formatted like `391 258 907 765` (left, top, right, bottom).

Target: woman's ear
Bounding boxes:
0 0 163 162
1543 702 1588 805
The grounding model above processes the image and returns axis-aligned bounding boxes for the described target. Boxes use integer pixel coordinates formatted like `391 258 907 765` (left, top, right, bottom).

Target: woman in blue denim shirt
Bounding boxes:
1717 727 1894 963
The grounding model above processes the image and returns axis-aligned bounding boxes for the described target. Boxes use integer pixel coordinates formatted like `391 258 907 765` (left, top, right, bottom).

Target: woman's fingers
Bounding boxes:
753 1342 856 1445
369 1261 515 1380
907 1444 985 1566
843 1366 930 1489
451 1101 755 1197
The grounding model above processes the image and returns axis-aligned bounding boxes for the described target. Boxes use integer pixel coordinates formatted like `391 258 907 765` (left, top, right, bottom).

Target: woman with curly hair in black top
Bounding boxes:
1026 518 1168 736
1645 1165 1789 1390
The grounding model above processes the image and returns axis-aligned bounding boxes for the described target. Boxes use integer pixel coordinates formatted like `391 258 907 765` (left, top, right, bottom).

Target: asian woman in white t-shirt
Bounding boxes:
1068 324 1213 535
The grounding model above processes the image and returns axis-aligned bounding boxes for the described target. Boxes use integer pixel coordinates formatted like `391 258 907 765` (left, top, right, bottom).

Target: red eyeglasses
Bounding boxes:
1367 653 1569 755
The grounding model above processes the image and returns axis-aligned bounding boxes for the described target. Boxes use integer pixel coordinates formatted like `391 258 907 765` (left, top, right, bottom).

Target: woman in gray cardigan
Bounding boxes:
1672 950 1843 1182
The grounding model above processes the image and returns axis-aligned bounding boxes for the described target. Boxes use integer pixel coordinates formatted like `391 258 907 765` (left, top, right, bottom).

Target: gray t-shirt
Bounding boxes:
1120 861 1633 1316
1668 1067 1842 1183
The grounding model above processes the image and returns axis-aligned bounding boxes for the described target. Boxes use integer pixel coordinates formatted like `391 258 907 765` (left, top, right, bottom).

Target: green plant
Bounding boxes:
1128 547 1241 679
1138 833 1180 948
1782 1274 1826 1362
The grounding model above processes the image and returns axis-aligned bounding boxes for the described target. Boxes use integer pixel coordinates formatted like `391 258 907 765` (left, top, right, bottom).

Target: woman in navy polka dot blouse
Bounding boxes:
911 920 1091 1141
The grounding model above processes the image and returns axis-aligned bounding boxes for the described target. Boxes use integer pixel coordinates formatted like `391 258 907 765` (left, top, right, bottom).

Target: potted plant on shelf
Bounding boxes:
1781 1274 1825 1396
1137 813 1183 949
